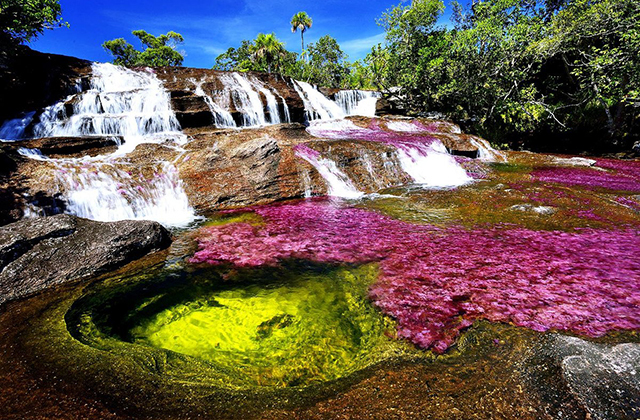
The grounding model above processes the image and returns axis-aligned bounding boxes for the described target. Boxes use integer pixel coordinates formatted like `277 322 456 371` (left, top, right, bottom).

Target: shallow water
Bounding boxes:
1 149 639 419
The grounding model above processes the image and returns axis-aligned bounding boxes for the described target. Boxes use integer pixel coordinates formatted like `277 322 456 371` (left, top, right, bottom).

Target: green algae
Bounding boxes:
66 261 412 390
203 211 264 227
126 264 396 387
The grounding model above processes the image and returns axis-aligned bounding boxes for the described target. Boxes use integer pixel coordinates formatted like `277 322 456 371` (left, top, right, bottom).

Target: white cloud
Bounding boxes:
341 33 385 59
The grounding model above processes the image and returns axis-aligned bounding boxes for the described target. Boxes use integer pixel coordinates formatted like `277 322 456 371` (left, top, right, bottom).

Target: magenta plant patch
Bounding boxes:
191 200 640 353
533 159 640 192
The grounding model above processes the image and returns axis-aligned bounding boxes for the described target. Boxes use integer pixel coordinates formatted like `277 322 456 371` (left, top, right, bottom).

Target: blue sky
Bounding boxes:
30 0 457 68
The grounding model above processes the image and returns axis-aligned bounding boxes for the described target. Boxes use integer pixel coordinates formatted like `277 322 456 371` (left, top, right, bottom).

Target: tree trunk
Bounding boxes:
301 32 305 61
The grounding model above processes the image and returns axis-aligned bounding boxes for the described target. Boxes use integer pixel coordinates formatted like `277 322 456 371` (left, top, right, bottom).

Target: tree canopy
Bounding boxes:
0 0 66 46
102 30 185 67
370 0 640 151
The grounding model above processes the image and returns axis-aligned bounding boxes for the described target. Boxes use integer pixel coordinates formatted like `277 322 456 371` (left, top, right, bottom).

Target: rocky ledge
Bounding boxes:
0 215 172 305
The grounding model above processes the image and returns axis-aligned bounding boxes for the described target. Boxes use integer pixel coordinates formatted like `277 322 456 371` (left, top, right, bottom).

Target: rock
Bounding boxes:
178 124 316 212
154 67 307 128
525 334 640 420
510 204 557 215
552 156 597 167
0 214 172 304
12 136 123 157
0 146 18 175
0 46 91 123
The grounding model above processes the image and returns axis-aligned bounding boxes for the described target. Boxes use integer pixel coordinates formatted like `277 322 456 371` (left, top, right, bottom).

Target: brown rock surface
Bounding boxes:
154 67 307 128
9 136 123 157
0 214 172 304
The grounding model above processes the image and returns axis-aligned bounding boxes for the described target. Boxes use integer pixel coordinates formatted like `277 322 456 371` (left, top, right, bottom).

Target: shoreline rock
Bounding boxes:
0 214 172 305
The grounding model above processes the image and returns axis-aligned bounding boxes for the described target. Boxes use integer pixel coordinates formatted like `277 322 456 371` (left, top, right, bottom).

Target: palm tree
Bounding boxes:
251 33 286 73
290 11 312 57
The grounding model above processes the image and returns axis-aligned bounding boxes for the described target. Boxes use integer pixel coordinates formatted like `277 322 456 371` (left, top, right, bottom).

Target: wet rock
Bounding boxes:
12 136 123 157
154 67 307 127
375 97 405 116
526 334 640 420
178 124 317 212
0 214 172 304
510 204 557 215
552 156 597 167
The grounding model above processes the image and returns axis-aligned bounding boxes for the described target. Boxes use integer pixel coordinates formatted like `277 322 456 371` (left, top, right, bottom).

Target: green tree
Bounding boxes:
373 0 640 150
301 35 350 88
251 33 287 73
290 11 313 56
0 0 66 46
102 30 184 67
213 40 255 71
213 34 295 74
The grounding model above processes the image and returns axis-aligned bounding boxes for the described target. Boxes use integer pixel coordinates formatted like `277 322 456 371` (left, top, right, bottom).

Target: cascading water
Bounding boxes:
192 79 237 128
52 160 195 227
193 73 291 128
394 141 471 187
305 119 474 190
334 90 381 117
0 111 35 141
33 63 186 155
294 144 364 199
16 63 198 228
293 81 345 121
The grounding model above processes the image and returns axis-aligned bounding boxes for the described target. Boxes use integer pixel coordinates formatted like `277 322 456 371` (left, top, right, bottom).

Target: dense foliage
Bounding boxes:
0 0 66 46
370 0 640 151
102 30 184 67
213 33 369 89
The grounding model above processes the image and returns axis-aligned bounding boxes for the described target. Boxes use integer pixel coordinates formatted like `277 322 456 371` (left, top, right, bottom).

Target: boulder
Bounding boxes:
0 214 172 304
13 136 123 157
524 334 640 419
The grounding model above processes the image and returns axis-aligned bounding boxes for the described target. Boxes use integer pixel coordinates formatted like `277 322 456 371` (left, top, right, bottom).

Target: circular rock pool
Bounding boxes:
66 262 400 388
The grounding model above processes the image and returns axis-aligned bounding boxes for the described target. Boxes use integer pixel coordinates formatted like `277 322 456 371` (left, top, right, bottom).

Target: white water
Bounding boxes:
293 81 345 121
396 141 472 188
295 146 364 199
195 73 291 128
17 63 197 228
305 119 473 189
53 160 196 227
334 90 381 117
386 120 422 132
0 112 35 141
193 79 237 128
33 63 186 155
468 136 507 162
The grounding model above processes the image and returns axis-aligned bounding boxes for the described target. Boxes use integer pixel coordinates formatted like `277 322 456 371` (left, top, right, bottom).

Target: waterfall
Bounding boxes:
32 63 186 155
194 73 291 128
0 112 35 141
278 94 292 123
293 81 345 121
52 160 196 227
294 145 364 199
395 141 472 187
334 90 381 117
468 136 507 162
192 79 237 128
305 119 473 189
15 63 198 228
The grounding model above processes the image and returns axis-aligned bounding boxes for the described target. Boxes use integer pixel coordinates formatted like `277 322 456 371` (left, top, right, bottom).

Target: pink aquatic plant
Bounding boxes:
533 160 640 192
191 200 640 353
